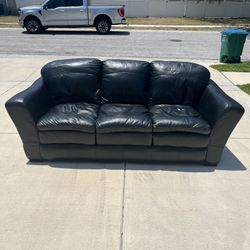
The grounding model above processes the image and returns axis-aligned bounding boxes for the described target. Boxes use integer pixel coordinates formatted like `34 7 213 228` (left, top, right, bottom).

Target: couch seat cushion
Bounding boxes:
37 103 99 133
150 104 211 135
96 133 152 146
96 104 152 133
39 131 95 145
153 133 209 148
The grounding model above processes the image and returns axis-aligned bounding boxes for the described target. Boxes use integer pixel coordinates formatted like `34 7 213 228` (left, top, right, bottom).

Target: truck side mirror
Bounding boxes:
43 5 48 10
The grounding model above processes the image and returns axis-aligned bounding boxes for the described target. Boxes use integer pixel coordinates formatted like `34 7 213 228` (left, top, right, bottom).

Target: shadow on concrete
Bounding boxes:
22 30 130 36
126 148 246 172
28 147 246 172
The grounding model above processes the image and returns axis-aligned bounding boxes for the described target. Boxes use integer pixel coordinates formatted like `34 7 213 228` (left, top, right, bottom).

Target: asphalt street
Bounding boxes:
0 28 250 61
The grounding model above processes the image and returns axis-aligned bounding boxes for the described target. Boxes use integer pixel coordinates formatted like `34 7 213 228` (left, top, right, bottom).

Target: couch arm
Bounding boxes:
5 78 52 161
198 80 244 165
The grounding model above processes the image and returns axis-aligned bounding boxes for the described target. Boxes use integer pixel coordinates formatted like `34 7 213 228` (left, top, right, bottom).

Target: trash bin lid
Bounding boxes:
222 29 248 35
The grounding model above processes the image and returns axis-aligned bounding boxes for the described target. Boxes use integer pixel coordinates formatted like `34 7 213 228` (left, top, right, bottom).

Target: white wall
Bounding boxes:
16 0 44 8
15 0 250 17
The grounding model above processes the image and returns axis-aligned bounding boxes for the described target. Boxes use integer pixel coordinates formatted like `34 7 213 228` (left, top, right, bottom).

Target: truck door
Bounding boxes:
43 0 88 26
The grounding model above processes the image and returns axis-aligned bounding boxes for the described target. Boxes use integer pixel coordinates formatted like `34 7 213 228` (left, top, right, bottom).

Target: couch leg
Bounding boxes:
205 146 224 166
204 161 218 166
23 143 42 161
29 159 43 162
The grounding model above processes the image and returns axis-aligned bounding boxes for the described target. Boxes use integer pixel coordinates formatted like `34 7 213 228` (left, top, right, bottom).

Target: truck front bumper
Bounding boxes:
18 16 24 27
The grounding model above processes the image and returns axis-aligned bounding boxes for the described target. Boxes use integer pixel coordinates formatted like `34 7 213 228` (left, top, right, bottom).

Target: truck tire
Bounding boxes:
25 17 42 34
95 18 111 34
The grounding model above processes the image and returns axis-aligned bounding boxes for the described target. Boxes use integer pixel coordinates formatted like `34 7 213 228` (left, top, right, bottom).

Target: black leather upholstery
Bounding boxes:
198 80 245 165
149 61 210 105
150 104 211 134
101 60 149 104
41 58 101 105
5 78 52 160
37 103 99 133
39 131 95 145
153 133 209 148
96 104 152 145
96 104 152 133
97 133 152 146
5 59 245 165
40 144 207 163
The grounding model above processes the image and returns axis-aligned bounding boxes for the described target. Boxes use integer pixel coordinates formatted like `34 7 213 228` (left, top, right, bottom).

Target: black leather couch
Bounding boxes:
5 59 244 165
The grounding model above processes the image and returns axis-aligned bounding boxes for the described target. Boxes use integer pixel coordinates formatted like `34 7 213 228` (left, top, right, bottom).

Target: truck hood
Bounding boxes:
20 5 42 11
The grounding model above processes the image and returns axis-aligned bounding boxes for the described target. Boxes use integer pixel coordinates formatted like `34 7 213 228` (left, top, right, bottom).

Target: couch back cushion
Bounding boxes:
101 60 150 104
149 61 210 106
41 58 101 104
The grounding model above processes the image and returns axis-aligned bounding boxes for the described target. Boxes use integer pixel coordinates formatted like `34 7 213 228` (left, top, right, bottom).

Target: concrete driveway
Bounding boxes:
0 56 249 250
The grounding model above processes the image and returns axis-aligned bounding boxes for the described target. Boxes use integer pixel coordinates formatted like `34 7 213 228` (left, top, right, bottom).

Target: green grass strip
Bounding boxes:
210 62 250 72
239 84 250 95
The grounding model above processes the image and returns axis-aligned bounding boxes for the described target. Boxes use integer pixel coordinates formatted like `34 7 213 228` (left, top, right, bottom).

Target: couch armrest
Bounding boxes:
5 78 52 160
198 80 244 165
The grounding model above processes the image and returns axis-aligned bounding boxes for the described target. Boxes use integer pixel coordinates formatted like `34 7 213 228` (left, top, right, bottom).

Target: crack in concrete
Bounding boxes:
221 71 238 86
120 162 126 250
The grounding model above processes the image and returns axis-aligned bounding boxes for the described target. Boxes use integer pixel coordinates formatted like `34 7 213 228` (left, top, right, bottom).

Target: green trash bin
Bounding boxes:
220 29 248 63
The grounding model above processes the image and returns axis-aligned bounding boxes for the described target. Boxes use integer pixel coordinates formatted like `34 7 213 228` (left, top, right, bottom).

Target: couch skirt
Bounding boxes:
37 144 207 163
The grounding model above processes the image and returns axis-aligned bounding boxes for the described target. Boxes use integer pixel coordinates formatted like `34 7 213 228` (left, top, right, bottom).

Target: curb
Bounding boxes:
0 23 246 28
0 22 18 25
118 24 243 28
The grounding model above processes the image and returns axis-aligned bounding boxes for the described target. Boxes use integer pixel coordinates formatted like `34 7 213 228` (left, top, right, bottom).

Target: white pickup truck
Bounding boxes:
18 0 126 34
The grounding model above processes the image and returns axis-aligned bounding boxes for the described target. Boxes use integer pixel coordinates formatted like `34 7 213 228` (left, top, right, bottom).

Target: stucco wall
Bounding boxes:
14 0 250 17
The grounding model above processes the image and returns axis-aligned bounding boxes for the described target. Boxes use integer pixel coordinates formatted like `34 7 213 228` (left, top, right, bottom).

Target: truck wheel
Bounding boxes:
95 18 111 34
25 17 42 34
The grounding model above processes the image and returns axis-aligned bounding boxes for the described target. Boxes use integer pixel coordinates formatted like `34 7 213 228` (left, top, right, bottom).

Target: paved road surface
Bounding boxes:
1 29 250 250
1 28 250 61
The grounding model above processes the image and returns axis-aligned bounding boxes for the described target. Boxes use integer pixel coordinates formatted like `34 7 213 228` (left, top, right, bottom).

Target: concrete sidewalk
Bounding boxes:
222 72 250 85
0 56 249 250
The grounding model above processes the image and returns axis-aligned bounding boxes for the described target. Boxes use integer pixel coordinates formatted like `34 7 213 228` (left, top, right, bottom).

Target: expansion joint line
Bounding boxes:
120 162 127 250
